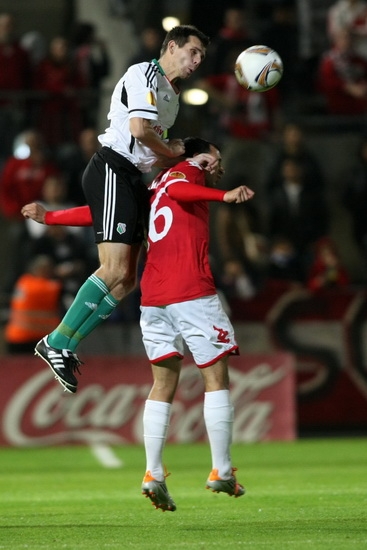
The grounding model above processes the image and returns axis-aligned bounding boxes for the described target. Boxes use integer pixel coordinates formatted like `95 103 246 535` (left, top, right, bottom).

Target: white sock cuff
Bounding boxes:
204 389 231 407
145 399 171 414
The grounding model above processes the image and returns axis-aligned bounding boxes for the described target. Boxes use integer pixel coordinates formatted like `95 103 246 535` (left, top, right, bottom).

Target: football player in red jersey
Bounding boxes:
140 137 253 510
21 137 254 511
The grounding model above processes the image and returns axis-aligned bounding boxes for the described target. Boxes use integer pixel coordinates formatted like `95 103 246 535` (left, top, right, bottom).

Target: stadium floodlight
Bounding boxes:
162 16 180 31
181 88 208 106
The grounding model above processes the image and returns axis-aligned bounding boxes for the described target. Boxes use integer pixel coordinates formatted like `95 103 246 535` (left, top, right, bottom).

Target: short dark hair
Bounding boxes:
160 25 210 55
183 136 219 157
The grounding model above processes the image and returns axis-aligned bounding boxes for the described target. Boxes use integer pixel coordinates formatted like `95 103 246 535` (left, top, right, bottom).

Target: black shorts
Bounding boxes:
82 146 150 245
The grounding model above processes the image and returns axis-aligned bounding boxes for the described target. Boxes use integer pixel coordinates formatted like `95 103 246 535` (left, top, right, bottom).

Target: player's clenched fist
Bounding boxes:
167 138 185 157
21 202 47 223
223 185 255 204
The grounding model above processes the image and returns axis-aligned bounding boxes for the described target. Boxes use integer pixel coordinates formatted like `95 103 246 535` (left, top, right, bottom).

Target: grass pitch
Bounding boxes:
0 439 366 549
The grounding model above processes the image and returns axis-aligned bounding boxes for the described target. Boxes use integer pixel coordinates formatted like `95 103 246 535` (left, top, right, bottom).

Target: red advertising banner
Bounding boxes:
0 353 295 446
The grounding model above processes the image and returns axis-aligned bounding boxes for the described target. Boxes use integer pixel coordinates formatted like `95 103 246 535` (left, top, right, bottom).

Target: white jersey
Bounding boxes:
99 60 180 173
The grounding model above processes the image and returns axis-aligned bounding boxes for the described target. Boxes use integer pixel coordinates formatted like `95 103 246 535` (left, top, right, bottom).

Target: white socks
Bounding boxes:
143 391 234 481
204 389 234 479
143 399 171 481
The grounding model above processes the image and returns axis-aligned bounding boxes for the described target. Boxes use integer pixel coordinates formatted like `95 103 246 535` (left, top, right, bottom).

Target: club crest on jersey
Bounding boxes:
116 223 126 235
146 91 156 106
169 171 185 179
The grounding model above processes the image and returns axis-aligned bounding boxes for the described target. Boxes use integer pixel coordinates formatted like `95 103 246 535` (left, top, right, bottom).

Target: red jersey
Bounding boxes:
0 41 30 102
0 156 60 220
317 48 367 114
141 160 224 306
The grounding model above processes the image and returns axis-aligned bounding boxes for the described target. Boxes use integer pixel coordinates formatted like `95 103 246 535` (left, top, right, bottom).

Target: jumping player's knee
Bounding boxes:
111 273 137 299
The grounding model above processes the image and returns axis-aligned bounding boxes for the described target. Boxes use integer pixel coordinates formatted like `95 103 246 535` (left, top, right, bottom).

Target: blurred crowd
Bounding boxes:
2 0 367 352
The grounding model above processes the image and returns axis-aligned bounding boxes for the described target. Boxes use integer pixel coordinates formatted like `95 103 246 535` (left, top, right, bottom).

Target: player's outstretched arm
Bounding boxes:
223 185 255 204
21 204 93 226
21 202 47 223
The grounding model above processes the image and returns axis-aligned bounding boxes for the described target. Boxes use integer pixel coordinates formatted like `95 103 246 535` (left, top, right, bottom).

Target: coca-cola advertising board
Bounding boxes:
0 353 295 447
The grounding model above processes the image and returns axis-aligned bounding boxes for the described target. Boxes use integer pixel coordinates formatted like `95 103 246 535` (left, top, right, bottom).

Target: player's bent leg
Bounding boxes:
95 241 139 300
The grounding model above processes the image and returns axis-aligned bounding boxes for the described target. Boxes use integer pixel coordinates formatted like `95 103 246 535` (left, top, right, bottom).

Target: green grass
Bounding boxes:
0 439 366 549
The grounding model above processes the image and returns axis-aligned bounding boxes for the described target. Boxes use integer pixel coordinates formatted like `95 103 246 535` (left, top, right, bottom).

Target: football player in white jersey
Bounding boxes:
28 25 211 394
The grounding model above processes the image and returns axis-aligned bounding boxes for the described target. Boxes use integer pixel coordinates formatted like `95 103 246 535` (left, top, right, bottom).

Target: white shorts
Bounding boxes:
140 295 239 367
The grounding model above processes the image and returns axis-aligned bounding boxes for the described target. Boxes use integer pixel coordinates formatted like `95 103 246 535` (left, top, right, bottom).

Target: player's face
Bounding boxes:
171 36 206 79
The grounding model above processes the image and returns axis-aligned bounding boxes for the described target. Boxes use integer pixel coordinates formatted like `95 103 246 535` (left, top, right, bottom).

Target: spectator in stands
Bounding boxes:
24 174 79 239
328 0 367 61
266 157 330 275
211 176 267 299
0 129 60 221
264 122 325 193
24 173 97 274
265 235 305 287
28 223 91 311
124 0 164 35
0 129 60 295
32 36 86 148
71 22 111 127
214 258 258 301
188 0 227 39
203 6 255 77
0 13 31 163
55 127 101 205
20 30 47 66
4 254 62 354
257 1 301 111
306 237 350 291
126 26 164 67
317 28 367 115
342 135 367 261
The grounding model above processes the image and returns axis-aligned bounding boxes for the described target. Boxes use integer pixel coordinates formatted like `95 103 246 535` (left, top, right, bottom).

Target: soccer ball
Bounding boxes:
234 45 283 92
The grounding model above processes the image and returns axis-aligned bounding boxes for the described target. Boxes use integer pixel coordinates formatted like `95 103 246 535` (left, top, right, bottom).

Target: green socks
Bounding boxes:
48 274 119 351
68 293 119 351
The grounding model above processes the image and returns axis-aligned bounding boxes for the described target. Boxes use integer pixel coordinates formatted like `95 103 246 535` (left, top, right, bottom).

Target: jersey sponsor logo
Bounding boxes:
152 124 164 136
169 171 186 179
213 325 230 344
116 223 127 235
146 91 156 106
